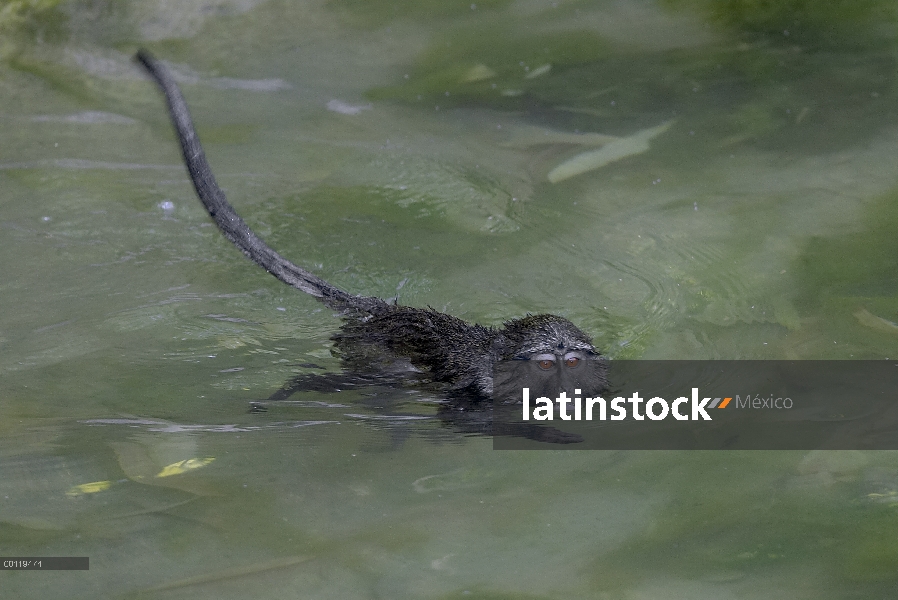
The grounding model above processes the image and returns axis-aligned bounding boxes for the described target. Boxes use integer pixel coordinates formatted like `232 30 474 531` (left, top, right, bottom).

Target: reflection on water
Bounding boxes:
3 0 898 597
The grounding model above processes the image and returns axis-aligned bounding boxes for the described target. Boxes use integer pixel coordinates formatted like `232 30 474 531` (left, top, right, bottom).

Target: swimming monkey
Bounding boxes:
135 50 607 403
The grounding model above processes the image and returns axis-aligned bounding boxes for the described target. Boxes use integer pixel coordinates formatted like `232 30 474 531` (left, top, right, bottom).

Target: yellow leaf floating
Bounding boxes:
156 457 215 478
66 480 112 497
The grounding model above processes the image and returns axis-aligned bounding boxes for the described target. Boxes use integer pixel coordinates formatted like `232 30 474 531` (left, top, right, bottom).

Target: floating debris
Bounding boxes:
156 457 215 478
66 480 111 497
461 64 496 83
854 308 898 334
547 120 674 183
524 63 552 79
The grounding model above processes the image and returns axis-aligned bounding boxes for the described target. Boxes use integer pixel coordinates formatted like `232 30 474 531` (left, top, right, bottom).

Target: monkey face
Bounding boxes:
492 314 607 401
532 351 587 371
491 352 607 402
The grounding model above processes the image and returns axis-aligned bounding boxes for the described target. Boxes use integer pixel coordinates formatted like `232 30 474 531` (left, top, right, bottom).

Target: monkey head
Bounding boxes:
492 314 607 401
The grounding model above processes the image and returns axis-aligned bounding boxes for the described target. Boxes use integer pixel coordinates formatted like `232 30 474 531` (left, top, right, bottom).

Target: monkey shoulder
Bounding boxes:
333 305 496 388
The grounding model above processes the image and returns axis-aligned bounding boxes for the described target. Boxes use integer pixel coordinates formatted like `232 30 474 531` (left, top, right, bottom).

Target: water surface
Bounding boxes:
3 1 898 597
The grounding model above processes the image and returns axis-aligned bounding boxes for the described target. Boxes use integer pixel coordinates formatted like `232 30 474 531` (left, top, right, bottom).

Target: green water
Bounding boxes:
3 0 898 597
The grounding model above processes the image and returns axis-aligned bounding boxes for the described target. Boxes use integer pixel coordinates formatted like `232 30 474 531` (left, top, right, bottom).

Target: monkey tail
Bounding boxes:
135 50 381 313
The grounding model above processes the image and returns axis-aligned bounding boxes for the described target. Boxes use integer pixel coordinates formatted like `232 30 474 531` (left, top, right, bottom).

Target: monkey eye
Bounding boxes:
533 353 556 370
563 352 582 368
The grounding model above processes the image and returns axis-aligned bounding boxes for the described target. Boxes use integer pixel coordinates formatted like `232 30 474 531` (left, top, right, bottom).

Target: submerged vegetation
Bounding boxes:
366 0 898 157
665 0 898 48
0 0 65 59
